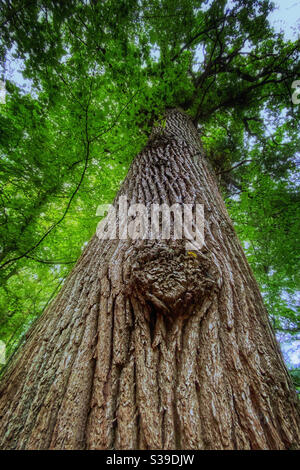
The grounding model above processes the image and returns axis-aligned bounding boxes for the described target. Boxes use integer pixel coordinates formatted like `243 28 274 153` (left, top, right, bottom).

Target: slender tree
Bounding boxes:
0 0 299 449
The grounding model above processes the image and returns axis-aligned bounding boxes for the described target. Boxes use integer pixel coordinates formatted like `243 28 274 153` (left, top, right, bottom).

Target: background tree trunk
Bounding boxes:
0 109 299 450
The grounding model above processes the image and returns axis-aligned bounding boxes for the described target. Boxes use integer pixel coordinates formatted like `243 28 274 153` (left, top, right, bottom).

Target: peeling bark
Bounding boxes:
0 108 299 450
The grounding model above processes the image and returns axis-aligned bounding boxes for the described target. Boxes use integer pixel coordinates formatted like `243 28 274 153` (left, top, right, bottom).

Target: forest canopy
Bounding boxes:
0 0 299 388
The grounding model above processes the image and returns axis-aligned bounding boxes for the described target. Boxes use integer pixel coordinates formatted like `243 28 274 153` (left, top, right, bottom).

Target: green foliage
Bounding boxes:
290 369 300 393
228 164 299 326
0 0 299 370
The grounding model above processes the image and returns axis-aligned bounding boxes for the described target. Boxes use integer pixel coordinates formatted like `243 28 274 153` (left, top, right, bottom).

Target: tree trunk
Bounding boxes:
0 108 299 450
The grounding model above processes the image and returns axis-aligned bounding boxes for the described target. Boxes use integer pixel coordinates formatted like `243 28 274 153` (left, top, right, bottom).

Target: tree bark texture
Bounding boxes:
0 109 299 450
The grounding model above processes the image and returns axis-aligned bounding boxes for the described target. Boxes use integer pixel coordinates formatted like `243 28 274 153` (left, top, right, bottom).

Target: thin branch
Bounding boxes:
90 86 144 143
0 74 95 271
24 255 76 265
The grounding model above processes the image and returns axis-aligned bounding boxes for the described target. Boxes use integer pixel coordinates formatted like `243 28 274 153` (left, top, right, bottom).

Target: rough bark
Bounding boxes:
0 108 299 450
